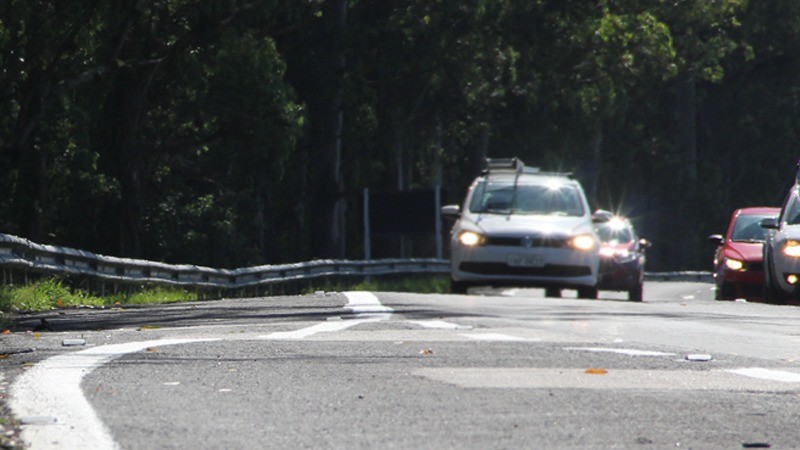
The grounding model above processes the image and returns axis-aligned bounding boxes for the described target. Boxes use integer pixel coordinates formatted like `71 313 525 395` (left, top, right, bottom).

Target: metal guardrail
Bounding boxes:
0 232 712 294
0 233 449 295
644 271 713 282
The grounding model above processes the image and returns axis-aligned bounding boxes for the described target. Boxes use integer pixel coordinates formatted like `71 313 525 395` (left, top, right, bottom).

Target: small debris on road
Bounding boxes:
685 354 713 362
584 368 608 375
420 348 434 356
62 339 86 347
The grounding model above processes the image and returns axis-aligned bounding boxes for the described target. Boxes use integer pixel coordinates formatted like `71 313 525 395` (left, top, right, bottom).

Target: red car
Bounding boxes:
708 207 780 301
594 212 650 301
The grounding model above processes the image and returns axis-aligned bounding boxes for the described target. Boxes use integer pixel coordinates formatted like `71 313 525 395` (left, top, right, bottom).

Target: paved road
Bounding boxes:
4 281 800 449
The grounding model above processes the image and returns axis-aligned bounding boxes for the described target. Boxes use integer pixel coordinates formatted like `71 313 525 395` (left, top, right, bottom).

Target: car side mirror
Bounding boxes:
639 238 651 249
441 204 461 220
760 217 778 229
708 234 724 246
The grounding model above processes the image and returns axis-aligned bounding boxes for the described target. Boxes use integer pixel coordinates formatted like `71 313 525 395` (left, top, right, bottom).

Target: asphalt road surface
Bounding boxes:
3 281 800 449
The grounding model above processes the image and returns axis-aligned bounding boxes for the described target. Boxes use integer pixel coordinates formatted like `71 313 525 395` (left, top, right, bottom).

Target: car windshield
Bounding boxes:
731 214 774 241
468 180 584 216
784 192 800 225
596 222 633 244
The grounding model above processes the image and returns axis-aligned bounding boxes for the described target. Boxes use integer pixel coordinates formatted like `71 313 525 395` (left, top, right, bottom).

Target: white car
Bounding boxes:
441 158 600 297
762 178 800 303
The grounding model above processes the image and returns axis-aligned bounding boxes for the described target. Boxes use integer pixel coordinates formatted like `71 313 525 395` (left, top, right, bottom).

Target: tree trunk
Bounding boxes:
588 127 602 206
675 73 697 182
673 72 699 268
101 64 160 258
300 0 348 259
394 126 405 191
475 122 491 176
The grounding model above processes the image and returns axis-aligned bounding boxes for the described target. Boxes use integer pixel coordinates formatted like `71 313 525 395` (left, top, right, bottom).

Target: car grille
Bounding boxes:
738 282 764 298
483 236 568 248
459 262 591 277
746 262 764 272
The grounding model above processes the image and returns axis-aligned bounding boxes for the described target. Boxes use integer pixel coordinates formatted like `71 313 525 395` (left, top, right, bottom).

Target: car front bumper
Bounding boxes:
597 258 642 290
770 253 800 296
450 243 598 289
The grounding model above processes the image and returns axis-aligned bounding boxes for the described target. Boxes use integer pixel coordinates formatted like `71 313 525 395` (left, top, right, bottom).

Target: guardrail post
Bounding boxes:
435 183 443 259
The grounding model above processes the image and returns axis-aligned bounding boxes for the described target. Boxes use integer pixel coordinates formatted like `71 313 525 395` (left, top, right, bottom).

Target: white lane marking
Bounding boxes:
565 347 676 357
262 291 392 339
9 338 217 450
261 320 376 340
344 291 393 318
408 320 473 330
415 368 800 391
462 333 528 341
728 368 800 383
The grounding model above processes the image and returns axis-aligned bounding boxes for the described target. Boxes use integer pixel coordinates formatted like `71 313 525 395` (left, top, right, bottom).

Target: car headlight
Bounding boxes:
570 234 596 251
613 248 635 262
600 247 635 262
724 258 744 271
458 231 483 246
599 247 616 258
783 240 800 258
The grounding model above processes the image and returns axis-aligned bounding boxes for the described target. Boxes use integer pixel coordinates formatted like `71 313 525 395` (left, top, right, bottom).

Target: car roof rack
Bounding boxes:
483 157 572 178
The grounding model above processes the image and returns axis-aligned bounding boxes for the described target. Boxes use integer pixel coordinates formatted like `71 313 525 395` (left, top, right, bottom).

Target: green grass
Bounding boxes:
119 286 199 305
0 278 197 313
0 278 105 311
0 275 447 316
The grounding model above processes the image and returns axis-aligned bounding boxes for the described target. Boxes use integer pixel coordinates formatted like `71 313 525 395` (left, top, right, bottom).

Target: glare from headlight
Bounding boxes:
571 234 596 251
458 231 482 246
724 258 744 271
783 240 800 258
599 247 616 258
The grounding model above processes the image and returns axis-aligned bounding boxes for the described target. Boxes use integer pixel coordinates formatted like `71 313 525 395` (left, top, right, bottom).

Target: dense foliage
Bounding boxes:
1 0 796 270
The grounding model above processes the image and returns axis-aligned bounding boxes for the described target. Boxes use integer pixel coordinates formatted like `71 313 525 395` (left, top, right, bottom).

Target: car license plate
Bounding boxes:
507 254 545 267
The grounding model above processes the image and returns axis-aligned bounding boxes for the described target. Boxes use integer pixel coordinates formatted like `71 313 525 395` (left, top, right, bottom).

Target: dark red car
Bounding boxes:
708 207 780 301
594 212 650 301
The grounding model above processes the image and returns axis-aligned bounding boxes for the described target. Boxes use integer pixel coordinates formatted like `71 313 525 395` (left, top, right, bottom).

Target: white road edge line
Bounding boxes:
565 347 677 357
728 367 800 383
343 291 393 317
261 291 392 340
10 292 391 449
462 333 528 341
408 320 473 330
9 338 219 450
